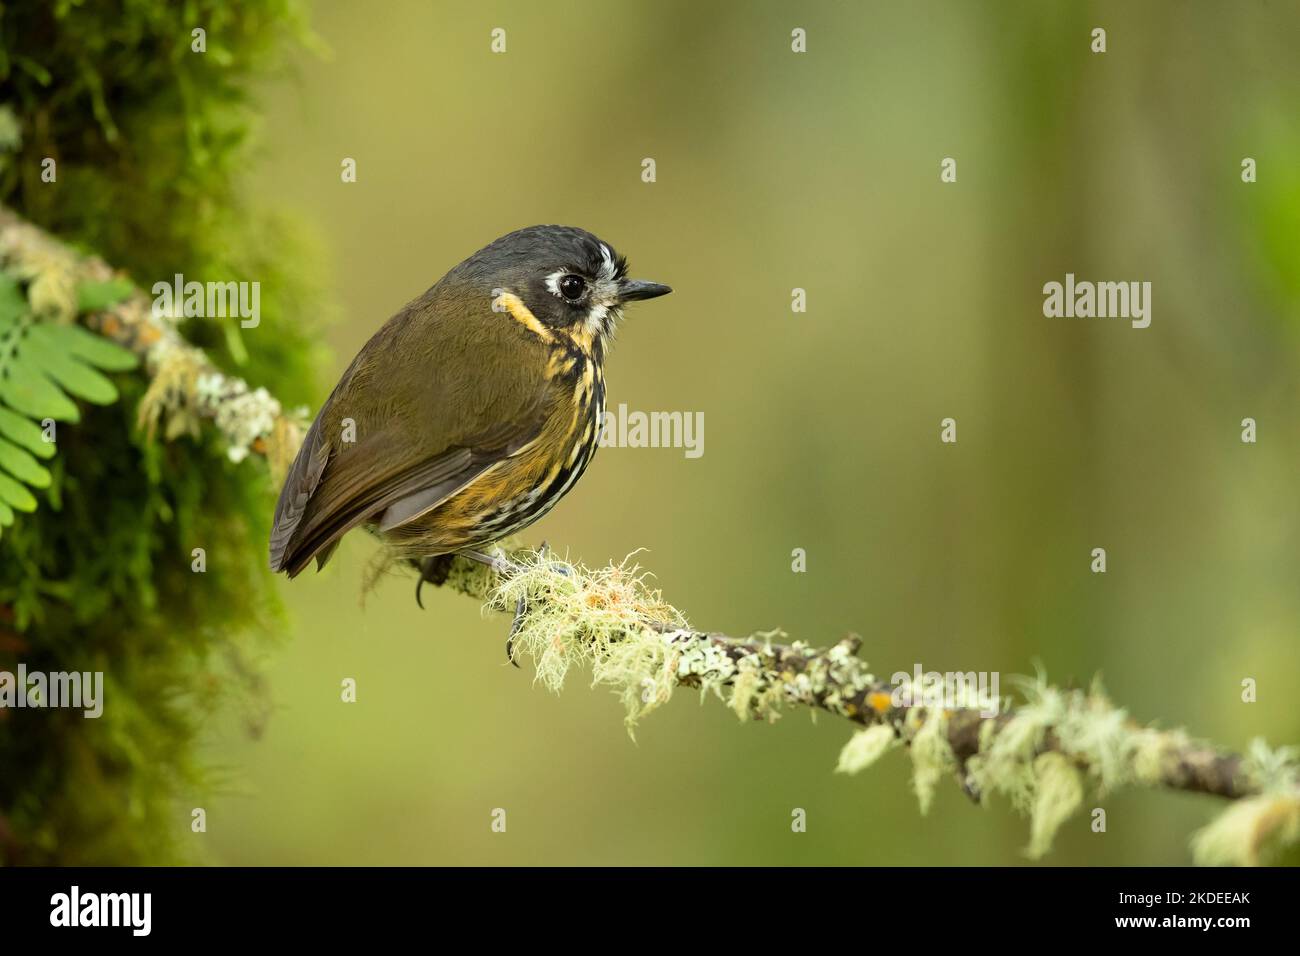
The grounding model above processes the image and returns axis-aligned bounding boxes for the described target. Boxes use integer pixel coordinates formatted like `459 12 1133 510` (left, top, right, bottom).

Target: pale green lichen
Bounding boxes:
134 326 300 462
598 626 681 729
945 672 1300 863
967 676 1065 815
1190 740 1300 866
1191 793 1300 866
1242 738 1299 793
1129 727 1180 787
836 723 897 775
818 656 879 717
1051 686 1133 792
1026 752 1084 859
489 555 847 735
909 708 955 815
488 551 689 734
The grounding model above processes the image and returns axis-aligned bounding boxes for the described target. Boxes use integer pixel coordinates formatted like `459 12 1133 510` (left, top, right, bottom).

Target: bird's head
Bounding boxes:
452 225 671 356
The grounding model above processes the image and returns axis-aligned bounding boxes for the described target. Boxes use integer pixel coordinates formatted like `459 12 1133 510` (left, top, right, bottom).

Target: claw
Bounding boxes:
413 554 461 609
415 555 449 610
537 539 572 577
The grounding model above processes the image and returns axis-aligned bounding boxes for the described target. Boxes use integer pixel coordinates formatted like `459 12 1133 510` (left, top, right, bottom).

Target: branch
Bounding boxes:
6 204 1298 866
0 205 304 479
417 548 1300 865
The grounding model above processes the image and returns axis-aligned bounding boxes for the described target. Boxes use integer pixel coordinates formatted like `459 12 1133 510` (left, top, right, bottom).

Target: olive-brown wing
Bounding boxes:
268 292 553 577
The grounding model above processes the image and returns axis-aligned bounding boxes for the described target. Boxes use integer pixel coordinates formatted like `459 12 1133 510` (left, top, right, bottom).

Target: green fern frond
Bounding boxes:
0 270 137 538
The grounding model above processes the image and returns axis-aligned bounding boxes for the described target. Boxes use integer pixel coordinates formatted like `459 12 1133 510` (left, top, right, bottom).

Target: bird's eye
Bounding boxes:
558 274 586 301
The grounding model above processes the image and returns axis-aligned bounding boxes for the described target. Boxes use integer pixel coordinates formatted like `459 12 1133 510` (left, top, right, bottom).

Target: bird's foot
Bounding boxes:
414 548 515 609
500 541 571 666
428 544 571 668
454 546 526 667
503 540 548 667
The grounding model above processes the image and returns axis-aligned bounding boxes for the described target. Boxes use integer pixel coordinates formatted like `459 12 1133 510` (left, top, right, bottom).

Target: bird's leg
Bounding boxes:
420 545 569 669
414 549 515 609
453 546 526 668
499 542 543 668
459 547 517 576
500 541 575 666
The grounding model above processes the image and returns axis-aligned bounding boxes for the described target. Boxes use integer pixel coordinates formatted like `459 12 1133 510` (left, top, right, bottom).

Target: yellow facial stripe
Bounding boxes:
496 292 554 343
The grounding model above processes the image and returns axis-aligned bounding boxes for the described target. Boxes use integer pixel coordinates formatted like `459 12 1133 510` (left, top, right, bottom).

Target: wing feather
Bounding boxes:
268 282 553 576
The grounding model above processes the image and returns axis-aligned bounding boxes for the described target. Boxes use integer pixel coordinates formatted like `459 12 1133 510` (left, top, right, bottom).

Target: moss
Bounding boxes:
0 373 281 863
0 0 328 409
0 0 323 863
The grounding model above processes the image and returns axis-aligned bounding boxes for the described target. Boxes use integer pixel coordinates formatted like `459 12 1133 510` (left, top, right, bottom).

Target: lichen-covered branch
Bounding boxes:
420 548 1300 866
0 205 304 480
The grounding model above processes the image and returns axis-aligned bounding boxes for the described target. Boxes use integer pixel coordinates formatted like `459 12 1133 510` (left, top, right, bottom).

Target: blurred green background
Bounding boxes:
203 0 1299 864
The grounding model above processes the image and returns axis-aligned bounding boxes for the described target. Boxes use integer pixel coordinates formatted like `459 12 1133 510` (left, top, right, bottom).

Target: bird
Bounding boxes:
267 225 672 602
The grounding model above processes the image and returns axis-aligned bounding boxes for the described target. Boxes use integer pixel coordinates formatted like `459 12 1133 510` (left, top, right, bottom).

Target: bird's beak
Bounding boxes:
620 279 673 302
